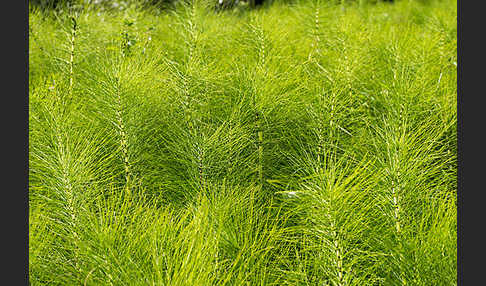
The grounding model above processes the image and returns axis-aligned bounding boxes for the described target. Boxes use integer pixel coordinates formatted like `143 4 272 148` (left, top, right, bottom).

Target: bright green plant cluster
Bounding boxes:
29 0 456 285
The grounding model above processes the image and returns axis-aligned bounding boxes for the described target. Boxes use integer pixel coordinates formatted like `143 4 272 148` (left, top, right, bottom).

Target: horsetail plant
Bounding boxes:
116 19 135 191
248 15 267 190
29 0 457 284
68 15 77 102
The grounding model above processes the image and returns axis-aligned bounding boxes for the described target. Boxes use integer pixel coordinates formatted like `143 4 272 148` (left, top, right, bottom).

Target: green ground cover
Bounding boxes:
29 0 457 284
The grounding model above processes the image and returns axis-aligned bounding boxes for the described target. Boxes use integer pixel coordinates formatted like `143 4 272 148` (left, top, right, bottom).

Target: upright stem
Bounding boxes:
53 115 80 272
254 22 266 189
396 106 407 286
184 0 205 190
386 104 407 285
331 221 345 286
116 24 132 192
392 185 402 235
68 16 77 104
317 91 325 171
198 143 205 189
257 110 264 187
115 75 131 189
312 2 326 172
392 180 407 286
314 4 320 57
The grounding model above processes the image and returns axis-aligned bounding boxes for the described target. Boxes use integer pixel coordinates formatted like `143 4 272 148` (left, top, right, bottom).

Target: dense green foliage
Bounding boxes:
29 0 457 284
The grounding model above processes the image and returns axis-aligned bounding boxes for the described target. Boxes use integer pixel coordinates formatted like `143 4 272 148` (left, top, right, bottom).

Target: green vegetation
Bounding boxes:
29 0 457 284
